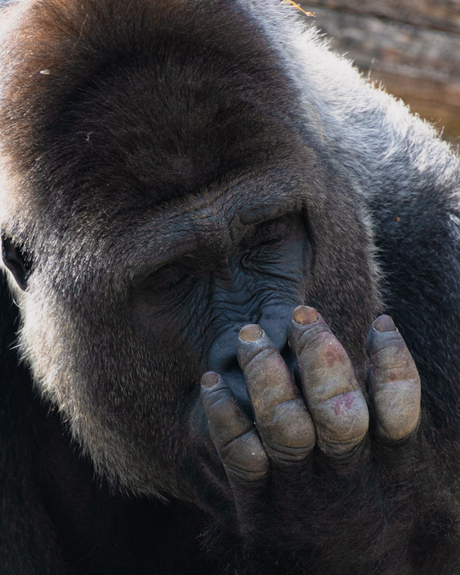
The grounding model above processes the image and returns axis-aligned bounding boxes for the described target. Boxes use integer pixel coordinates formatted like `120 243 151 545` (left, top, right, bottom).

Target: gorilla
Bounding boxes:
1 0 460 573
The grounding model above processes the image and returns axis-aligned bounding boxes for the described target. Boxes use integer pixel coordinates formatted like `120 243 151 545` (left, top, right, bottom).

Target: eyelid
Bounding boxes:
243 217 289 246
142 262 189 291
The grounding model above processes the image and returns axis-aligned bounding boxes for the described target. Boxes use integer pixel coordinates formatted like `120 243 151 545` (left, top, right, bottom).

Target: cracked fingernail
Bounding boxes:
239 324 263 342
292 305 318 325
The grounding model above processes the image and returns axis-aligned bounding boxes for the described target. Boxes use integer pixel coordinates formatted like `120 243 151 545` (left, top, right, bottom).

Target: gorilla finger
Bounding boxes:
237 325 316 464
201 372 269 484
289 306 369 457
365 316 421 442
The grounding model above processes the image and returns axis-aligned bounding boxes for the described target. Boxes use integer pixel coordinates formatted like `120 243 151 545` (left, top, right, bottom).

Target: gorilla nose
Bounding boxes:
206 326 243 374
207 310 295 373
206 315 296 418
206 326 254 417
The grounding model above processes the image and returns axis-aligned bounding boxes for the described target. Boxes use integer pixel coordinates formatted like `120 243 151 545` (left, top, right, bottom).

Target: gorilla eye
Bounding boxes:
148 263 191 292
1 234 30 290
243 216 292 249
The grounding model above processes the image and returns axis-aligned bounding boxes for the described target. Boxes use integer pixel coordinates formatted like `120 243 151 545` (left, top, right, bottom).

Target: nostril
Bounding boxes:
222 355 240 373
251 310 263 325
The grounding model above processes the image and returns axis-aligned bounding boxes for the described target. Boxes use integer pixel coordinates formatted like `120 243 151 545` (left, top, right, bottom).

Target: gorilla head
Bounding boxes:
0 0 380 504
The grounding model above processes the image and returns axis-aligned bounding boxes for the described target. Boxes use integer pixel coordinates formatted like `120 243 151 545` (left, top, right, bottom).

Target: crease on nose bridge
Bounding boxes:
213 257 249 297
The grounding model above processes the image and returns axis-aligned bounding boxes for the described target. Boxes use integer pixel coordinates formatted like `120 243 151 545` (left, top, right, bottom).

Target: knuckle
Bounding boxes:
220 430 269 482
258 399 316 459
314 390 369 444
370 340 413 369
244 348 285 381
373 380 421 441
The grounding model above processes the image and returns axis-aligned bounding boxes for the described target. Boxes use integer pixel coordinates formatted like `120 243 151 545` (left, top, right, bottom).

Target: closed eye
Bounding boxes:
145 263 190 292
242 215 292 248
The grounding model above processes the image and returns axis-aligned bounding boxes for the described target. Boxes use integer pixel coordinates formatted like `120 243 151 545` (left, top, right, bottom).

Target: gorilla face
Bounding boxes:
7 154 317 504
126 192 311 503
0 0 381 509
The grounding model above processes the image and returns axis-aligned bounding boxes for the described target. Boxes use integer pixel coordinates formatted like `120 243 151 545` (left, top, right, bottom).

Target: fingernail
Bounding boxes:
292 305 318 325
373 315 396 333
201 372 220 388
239 324 263 342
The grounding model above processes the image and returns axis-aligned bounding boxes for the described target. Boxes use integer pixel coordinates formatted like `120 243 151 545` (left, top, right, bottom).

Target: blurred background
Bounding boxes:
299 0 460 145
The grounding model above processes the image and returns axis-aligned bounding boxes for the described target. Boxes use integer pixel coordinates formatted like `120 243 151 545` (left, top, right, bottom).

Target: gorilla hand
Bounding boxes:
201 306 421 574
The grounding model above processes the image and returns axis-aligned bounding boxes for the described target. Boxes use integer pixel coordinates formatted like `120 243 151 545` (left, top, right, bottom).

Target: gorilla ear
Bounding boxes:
1 234 30 290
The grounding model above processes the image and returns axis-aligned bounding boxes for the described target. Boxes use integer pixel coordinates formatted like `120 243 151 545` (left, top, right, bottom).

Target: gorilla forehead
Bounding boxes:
0 0 310 228
54 49 307 212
